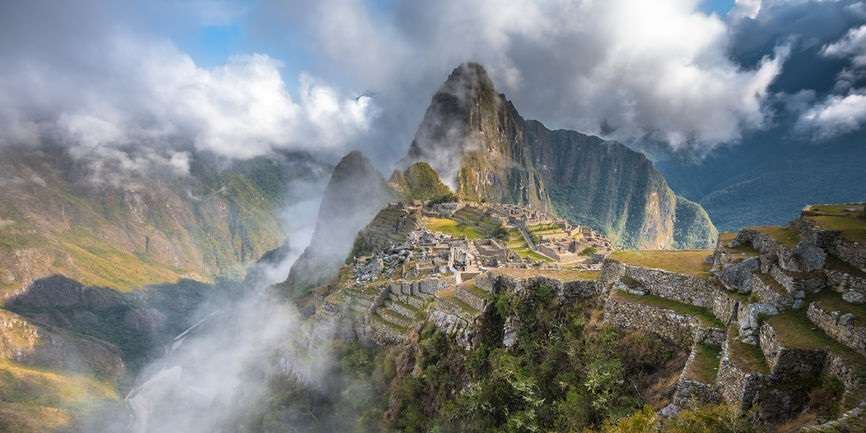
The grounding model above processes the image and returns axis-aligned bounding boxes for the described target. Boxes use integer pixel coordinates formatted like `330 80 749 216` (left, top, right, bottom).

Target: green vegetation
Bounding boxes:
57 229 187 292
686 344 722 383
423 206 506 241
452 207 504 238
751 226 800 247
614 291 724 328
814 291 866 323
589 404 766 433
806 210 866 242
385 283 679 433
581 246 598 256
765 309 866 408
423 217 482 240
391 162 453 202
0 359 118 433
727 328 769 375
504 227 554 263
609 250 714 278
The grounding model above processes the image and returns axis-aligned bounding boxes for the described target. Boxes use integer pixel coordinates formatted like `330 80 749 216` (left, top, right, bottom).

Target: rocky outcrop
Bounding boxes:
402 63 717 249
285 151 395 296
388 162 452 202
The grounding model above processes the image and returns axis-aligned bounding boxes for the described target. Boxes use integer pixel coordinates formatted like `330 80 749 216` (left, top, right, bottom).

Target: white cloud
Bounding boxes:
730 0 763 20
296 0 789 155
799 91 866 136
798 23 866 138
0 32 377 167
822 24 866 66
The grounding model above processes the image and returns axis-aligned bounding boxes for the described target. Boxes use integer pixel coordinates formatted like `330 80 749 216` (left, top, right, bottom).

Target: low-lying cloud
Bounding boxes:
275 0 790 157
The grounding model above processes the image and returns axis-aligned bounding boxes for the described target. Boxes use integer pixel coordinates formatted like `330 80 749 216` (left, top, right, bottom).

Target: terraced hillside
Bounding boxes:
422 206 504 241
317 200 866 431
602 202 866 430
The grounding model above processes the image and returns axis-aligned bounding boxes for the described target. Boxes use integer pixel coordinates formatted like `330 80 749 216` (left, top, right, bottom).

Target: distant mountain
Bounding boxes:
657 125 866 232
403 63 717 248
283 151 395 296
0 145 328 297
388 161 453 202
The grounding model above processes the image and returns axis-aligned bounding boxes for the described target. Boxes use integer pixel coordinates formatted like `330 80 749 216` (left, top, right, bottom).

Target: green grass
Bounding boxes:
765 309 866 372
609 250 713 278
614 290 724 328
462 283 491 300
806 215 866 243
686 343 722 383
751 226 801 247
422 217 482 240
718 232 760 258
371 312 409 333
436 287 481 316
814 291 866 323
0 360 117 411
727 327 769 374
504 228 554 262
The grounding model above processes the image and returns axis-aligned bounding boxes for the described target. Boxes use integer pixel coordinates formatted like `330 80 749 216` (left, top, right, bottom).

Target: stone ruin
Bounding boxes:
600 202 866 430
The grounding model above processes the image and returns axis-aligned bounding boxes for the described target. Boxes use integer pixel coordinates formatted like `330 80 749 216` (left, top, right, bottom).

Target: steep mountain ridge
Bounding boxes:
404 63 717 249
284 151 396 296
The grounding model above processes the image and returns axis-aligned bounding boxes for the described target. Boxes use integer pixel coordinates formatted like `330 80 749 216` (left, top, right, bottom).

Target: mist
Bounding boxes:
75 166 362 433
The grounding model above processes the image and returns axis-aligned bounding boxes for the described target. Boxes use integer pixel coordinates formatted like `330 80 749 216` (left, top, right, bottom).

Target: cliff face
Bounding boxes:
0 146 327 297
404 64 551 212
284 151 395 296
403 63 717 249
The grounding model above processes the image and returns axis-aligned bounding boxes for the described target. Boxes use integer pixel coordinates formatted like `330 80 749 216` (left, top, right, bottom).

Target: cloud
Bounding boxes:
822 23 866 66
797 23 866 137
0 2 377 173
799 91 866 135
731 0 764 20
277 0 790 158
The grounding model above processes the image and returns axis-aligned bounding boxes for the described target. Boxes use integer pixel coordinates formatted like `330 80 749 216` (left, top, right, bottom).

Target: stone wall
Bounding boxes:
833 237 866 272
717 337 766 413
758 321 826 378
739 229 826 273
672 344 722 407
603 294 723 348
807 302 866 356
601 260 722 310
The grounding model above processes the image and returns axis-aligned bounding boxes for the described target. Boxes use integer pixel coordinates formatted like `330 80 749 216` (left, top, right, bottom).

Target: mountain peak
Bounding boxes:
439 62 498 104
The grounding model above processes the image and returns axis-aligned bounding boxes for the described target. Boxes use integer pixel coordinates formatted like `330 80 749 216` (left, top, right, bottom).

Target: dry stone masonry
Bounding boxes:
315 200 866 431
